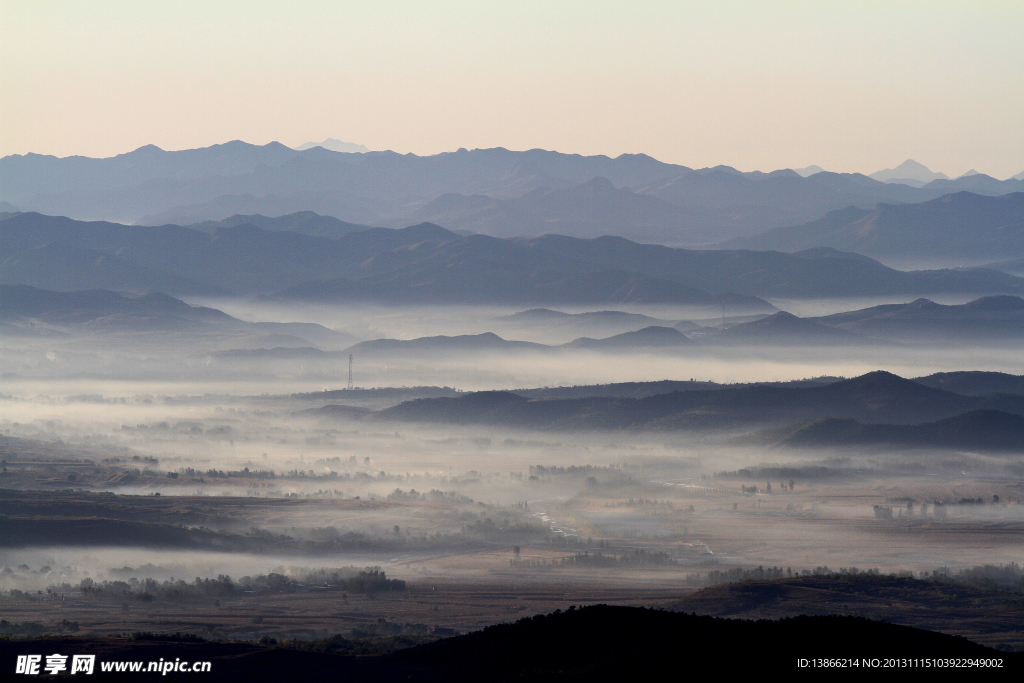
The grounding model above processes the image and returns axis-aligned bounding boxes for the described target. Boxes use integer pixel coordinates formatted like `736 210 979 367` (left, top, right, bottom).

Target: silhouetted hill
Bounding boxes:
562 325 692 349
810 296 1024 341
394 606 1017 680
296 404 375 420
726 191 1024 264
0 285 354 346
489 309 675 339
748 409 1024 451
514 377 841 400
913 371 1024 396
344 333 547 355
715 311 859 344
669 574 1024 651
0 285 236 327
378 371 1024 431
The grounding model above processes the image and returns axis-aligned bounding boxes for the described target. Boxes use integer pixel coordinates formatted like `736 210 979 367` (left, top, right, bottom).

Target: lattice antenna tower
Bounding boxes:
347 354 353 390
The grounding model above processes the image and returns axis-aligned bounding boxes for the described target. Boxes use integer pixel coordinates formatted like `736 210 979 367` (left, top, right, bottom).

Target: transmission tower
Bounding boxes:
347 354 353 390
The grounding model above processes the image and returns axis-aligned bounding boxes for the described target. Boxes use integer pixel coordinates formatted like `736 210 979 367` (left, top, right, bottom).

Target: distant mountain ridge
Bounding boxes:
5 212 1024 302
3 141 1022 245
723 191 1024 264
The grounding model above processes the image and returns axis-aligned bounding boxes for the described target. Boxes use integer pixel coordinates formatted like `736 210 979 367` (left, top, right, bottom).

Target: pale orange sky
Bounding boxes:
1 1 1022 177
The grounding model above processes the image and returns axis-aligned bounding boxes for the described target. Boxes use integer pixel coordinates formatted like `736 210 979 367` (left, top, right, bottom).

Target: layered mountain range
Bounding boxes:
4 283 1021 352
3 142 1021 245
4 212 1022 304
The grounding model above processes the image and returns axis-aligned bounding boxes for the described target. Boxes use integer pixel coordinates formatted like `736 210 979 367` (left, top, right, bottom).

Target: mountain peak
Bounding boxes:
826 370 942 396
294 139 370 153
870 159 949 184
128 144 165 155
793 165 825 177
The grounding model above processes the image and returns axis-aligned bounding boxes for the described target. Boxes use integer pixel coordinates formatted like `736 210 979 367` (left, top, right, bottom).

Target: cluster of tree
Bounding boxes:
920 563 1024 593
385 488 475 504
875 501 961 520
102 454 159 465
688 565 885 586
509 558 551 569
556 550 675 568
680 561 1024 596
0 619 78 636
183 467 276 479
75 569 404 603
718 466 823 483
79 575 236 602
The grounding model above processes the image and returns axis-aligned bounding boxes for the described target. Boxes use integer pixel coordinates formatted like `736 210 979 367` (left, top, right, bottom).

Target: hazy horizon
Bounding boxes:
3 138 1020 183
2 1 1022 177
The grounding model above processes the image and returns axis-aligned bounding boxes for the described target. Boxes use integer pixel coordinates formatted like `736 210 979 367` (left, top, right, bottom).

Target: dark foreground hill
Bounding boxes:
670 575 1024 651
0 607 1015 681
378 371 1024 431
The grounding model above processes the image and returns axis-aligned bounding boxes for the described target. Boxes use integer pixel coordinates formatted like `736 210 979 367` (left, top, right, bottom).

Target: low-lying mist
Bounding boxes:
2 295 1022 646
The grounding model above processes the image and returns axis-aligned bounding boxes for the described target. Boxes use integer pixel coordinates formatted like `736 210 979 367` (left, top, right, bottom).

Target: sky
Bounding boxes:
1 0 1022 177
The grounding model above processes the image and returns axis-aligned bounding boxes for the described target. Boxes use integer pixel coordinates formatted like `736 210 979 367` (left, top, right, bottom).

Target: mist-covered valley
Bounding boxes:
2 285 1023 650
